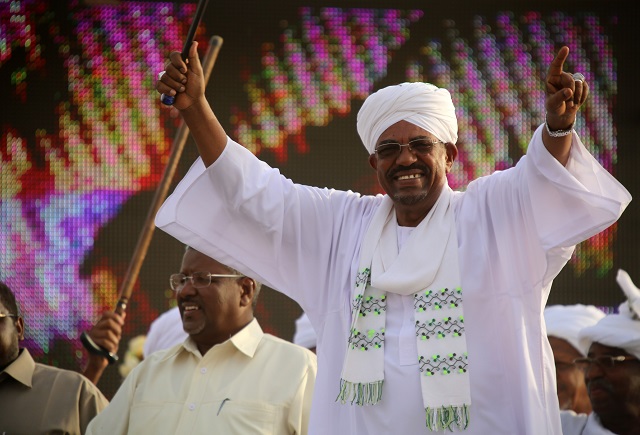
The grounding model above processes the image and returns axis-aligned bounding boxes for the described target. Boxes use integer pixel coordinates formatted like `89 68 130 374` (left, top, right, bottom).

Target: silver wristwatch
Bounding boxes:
545 115 574 137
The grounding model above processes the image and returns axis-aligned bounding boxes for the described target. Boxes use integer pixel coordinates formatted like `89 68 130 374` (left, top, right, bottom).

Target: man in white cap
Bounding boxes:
561 270 640 435
544 304 606 413
154 41 630 434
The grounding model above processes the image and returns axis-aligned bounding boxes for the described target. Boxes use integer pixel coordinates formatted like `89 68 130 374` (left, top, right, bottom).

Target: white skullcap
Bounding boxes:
578 270 640 359
293 312 317 350
357 82 458 155
544 304 606 356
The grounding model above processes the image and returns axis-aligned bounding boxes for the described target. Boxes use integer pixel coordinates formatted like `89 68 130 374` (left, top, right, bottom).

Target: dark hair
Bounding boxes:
0 281 19 315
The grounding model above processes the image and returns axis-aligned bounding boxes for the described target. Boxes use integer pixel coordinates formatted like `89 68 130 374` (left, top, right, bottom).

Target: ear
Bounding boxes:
238 277 255 308
368 154 378 170
16 316 24 341
445 143 458 173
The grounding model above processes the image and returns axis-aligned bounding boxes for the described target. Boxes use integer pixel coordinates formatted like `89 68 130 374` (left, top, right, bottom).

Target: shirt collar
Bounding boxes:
1 348 35 387
229 318 263 358
182 318 264 358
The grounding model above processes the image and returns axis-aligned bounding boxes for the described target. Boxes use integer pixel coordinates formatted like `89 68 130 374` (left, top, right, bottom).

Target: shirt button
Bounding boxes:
189 403 196 411
200 368 207 374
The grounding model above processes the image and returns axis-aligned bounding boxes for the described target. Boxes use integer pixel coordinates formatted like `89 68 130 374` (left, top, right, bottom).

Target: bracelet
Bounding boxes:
545 114 574 137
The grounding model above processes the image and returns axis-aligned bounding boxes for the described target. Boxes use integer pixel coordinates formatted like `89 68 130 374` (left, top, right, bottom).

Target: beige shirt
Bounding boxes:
0 348 109 434
87 319 317 435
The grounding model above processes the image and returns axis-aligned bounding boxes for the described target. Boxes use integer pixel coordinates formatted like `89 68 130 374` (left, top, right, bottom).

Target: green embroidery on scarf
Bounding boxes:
425 404 470 431
418 352 468 377
414 287 462 312
337 379 384 405
348 326 385 351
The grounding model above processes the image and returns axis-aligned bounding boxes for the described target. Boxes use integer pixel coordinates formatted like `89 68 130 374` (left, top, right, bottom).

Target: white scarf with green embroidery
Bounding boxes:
337 186 471 431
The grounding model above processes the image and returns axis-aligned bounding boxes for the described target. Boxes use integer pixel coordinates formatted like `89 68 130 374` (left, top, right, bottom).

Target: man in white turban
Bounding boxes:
155 41 631 434
544 304 606 413
561 270 640 435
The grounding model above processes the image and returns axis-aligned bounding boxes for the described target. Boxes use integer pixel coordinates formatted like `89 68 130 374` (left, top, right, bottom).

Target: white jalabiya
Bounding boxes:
156 125 630 434
560 410 616 435
544 304 605 356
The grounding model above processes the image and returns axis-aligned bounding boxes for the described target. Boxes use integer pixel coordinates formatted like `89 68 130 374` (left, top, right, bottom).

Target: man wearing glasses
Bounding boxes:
87 247 317 435
0 281 109 434
156 43 630 434
561 270 640 435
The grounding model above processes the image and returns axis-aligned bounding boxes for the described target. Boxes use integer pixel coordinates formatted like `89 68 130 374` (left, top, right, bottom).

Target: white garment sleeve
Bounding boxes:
457 124 630 290
526 125 631 249
156 137 380 314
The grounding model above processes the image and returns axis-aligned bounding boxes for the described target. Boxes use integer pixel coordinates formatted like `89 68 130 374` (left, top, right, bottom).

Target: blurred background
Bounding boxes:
1 0 637 398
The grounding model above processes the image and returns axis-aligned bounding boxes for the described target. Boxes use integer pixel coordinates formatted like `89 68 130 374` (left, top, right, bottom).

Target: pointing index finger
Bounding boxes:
548 46 570 77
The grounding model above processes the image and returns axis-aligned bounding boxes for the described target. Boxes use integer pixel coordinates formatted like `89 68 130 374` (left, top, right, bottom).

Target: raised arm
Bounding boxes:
156 41 226 166
543 46 590 165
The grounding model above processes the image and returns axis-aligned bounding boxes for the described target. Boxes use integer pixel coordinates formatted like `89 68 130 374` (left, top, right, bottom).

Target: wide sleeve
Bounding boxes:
457 123 631 291
156 137 379 313
525 124 631 250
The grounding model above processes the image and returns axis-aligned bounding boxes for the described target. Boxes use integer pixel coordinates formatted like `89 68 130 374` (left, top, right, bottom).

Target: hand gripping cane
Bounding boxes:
161 0 210 105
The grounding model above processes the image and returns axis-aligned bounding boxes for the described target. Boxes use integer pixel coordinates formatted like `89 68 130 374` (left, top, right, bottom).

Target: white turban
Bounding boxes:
578 269 640 359
357 82 458 155
544 304 606 356
293 312 317 350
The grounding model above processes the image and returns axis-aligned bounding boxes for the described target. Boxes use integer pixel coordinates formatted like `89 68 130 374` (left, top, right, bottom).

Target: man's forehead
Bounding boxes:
588 342 631 356
549 336 582 357
182 249 227 272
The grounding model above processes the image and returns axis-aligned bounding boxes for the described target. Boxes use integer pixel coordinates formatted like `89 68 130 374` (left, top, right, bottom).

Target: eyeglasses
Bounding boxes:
169 272 244 293
374 138 443 159
572 355 638 372
0 313 18 319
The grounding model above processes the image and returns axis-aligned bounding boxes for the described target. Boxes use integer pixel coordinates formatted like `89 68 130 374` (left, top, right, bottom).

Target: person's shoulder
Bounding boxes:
34 361 87 380
33 362 106 397
146 340 185 363
260 334 317 362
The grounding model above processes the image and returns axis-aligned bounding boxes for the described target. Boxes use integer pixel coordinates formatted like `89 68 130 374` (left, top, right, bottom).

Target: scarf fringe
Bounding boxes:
425 404 470 432
336 379 384 405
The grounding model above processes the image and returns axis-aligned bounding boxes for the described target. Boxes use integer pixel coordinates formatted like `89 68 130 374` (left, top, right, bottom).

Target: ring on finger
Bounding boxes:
157 71 165 80
572 72 585 83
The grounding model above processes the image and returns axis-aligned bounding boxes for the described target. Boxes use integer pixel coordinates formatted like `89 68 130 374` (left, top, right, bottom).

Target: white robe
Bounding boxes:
156 124 630 435
560 411 616 435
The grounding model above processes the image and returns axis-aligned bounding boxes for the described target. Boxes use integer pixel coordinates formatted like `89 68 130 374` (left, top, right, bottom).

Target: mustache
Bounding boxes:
178 295 200 305
388 162 430 178
588 378 614 395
